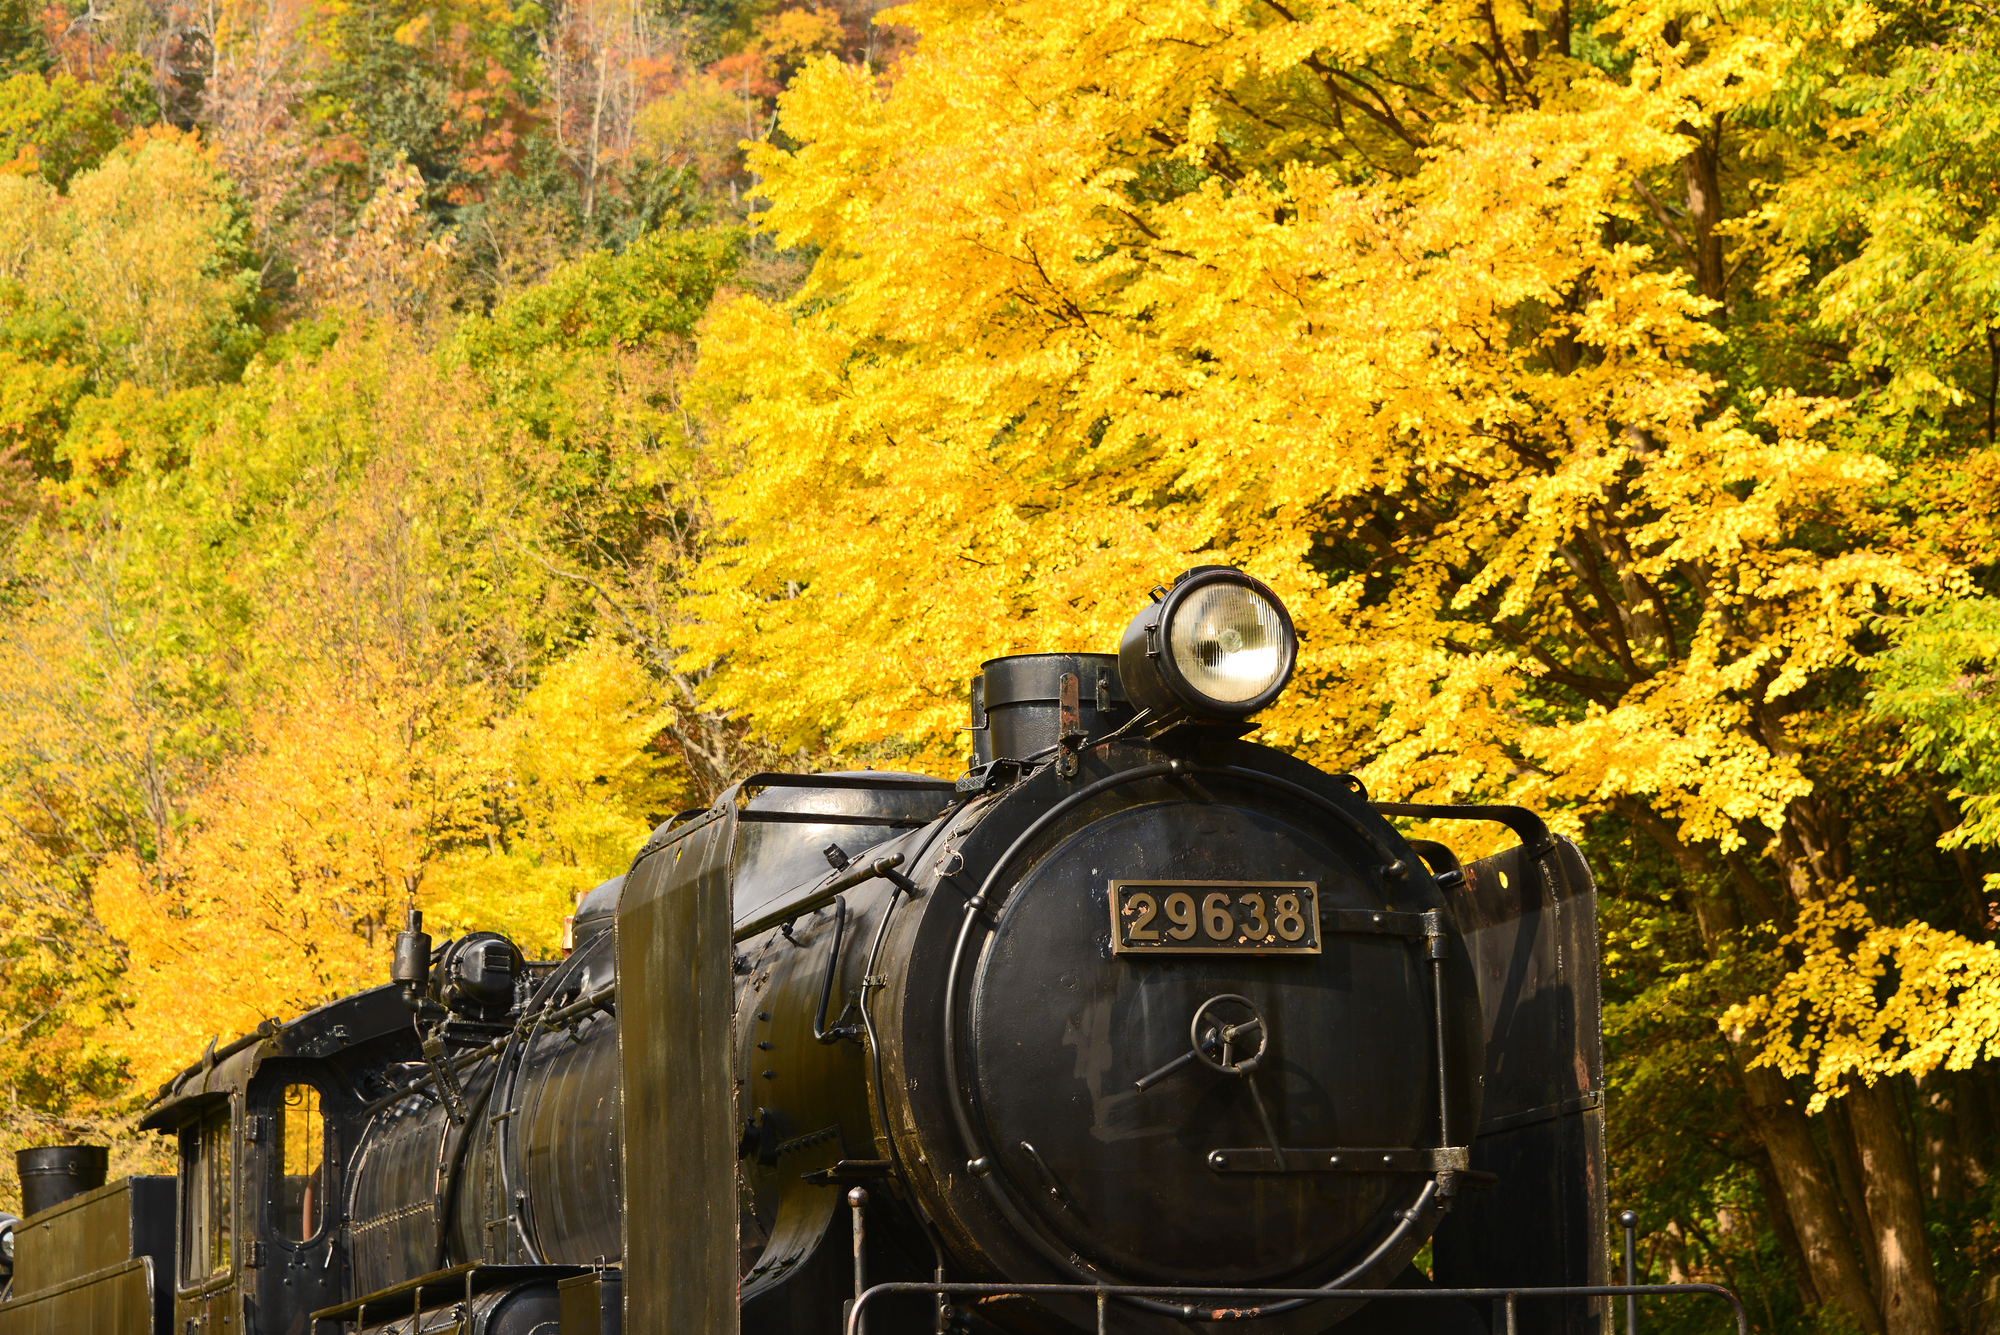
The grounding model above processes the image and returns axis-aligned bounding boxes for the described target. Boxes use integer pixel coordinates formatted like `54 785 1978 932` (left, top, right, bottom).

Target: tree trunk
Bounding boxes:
1679 121 1727 308
1624 803 1888 1335
1923 790 1984 927
1974 1272 2000 1335
1846 1078 1946 1335
1960 1070 1995 1191
1750 1149 1821 1309
1986 324 1997 447
1916 1074 1967 1204
1618 799 1883 1333
584 45 609 221
1738 1064 1885 1334
1828 1098 1884 1290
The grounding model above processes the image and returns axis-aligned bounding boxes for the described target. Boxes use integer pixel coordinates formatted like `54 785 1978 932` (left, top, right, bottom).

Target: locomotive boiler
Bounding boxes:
0 566 1624 1335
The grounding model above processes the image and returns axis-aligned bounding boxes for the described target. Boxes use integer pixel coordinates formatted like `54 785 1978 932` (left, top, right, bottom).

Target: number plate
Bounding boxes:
1109 881 1321 955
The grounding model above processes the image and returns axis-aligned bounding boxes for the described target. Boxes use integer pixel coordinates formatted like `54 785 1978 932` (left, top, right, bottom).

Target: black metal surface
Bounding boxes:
1204 1148 1469 1174
733 839 910 1335
1620 1211 1638 1335
0 1255 158 1335
514 935 624 1267
616 805 739 1335
740 773 961 795
0 1175 173 1335
729 774 955 926
16 1146 108 1217
1430 836 1608 1334
735 855 908 943
571 875 624 950
978 654 1132 762
853 739 1489 1335
347 1088 455 1293
558 1269 622 1334
1371 804 1555 863
966 797 1437 1283
311 1264 575 1335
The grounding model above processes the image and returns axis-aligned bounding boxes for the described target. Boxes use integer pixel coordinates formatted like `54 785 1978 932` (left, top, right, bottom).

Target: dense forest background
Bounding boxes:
3 0 2000 1332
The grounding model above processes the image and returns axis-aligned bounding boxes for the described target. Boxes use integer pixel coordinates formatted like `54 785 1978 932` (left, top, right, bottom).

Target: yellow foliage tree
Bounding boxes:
15 316 690 1098
428 638 688 944
1726 888 2000 1113
298 160 457 317
0 130 258 391
687 0 1958 1329
95 664 503 1092
99 638 684 1095
691 0 1931 829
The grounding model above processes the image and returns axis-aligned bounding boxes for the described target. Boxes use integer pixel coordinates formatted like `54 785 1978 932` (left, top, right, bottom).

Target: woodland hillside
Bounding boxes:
3 0 2000 1332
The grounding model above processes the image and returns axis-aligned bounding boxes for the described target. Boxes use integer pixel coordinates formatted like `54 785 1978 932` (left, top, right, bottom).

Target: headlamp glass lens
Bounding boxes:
1168 583 1288 704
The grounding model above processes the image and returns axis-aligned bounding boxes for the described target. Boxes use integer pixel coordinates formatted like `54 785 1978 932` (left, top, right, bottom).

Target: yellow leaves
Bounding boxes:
635 76 745 187
1725 885 2000 1111
0 130 256 393
28 315 700 1091
100 638 680 1093
688 0 1948 877
432 638 685 938
1827 3 1884 49
754 5 847 65
97 666 495 1091
1522 668 1815 847
455 643 683 919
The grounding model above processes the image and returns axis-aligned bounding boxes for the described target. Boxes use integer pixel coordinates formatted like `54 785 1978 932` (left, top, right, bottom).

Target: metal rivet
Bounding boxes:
1382 1154 1393 1164
1329 1155 1341 1165
762 1070 778 1080
757 1011 771 1021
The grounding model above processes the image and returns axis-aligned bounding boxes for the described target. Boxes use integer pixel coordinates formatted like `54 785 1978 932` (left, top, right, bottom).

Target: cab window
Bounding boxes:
275 1083 324 1241
179 1106 233 1283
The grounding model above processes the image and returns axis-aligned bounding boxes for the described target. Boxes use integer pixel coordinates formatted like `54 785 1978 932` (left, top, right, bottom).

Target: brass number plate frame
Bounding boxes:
1109 880 1321 955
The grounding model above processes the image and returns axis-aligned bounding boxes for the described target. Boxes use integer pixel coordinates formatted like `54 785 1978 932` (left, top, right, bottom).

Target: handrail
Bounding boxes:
736 772 959 800
844 1281 1746 1335
733 855 908 943
1372 801 1556 857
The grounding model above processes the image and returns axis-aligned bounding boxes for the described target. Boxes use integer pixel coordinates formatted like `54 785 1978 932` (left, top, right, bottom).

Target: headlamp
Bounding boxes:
1117 567 1297 725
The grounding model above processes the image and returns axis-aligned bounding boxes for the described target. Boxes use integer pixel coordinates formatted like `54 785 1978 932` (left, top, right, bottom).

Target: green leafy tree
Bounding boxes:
0 63 155 187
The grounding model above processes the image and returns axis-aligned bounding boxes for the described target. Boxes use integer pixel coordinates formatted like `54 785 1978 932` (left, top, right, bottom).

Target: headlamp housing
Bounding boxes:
1117 567 1298 726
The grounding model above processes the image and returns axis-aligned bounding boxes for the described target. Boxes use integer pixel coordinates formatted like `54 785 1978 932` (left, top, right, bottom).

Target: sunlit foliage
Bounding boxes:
3 1 2000 1333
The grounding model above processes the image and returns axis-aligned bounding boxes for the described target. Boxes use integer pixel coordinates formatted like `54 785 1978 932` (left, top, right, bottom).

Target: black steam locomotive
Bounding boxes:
0 567 1638 1335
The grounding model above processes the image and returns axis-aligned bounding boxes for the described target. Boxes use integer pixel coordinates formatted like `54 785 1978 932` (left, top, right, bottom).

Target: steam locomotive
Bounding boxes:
0 567 1618 1335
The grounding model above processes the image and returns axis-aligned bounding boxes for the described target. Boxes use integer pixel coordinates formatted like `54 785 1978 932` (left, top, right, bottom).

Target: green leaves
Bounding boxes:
1761 1 2000 436
0 64 155 188
1869 596 2000 851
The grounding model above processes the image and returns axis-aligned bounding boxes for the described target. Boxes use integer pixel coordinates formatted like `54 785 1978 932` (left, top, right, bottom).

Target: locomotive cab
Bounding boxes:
156 1051 349 1335
141 984 426 1335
